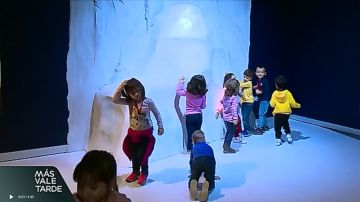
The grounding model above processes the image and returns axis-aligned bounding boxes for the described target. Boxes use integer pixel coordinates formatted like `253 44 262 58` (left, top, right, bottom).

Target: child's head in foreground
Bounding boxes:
73 150 118 202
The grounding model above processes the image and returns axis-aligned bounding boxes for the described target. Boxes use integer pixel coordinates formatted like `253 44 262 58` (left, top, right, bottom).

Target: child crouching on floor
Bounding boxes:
189 130 216 201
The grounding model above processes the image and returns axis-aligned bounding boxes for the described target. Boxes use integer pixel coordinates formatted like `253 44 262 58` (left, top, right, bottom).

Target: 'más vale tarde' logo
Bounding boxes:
34 168 63 193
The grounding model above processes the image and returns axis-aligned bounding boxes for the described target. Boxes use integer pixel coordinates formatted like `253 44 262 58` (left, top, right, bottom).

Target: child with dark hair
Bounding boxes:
239 69 255 137
270 75 301 146
113 78 164 185
176 75 207 152
215 73 244 143
220 79 241 153
223 73 236 88
73 150 131 202
253 66 271 134
189 130 216 202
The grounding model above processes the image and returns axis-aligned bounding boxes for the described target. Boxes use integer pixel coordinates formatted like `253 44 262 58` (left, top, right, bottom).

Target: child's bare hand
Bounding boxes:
255 89 262 94
115 80 128 93
158 127 164 136
233 119 238 125
179 76 185 83
120 80 128 87
215 112 220 119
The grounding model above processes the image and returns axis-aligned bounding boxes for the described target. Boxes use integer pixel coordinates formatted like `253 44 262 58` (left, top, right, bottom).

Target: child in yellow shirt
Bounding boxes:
270 75 301 146
239 69 255 137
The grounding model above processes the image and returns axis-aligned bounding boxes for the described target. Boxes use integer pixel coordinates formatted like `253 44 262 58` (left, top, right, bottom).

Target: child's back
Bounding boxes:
176 75 207 114
176 75 207 152
270 75 301 146
270 89 301 114
189 130 215 201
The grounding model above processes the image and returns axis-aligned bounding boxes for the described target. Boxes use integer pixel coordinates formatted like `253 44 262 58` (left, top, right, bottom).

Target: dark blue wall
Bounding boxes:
249 0 360 130
0 0 70 153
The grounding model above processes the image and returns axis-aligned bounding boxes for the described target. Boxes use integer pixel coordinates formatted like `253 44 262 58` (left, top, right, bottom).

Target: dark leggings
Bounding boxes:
129 136 151 175
186 113 203 151
189 156 216 190
224 121 236 147
274 113 290 139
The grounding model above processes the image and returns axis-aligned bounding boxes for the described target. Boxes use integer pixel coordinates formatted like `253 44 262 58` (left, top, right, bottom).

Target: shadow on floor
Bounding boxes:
149 167 189 184
288 130 310 142
209 161 257 201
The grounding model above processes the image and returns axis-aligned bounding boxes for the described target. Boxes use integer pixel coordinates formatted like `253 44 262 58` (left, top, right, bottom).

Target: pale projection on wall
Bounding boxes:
67 0 251 165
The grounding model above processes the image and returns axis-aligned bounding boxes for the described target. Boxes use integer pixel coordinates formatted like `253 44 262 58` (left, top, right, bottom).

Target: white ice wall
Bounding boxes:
67 0 251 163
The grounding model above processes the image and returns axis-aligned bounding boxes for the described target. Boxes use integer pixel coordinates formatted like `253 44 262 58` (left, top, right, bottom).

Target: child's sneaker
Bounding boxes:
223 145 236 153
182 150 191 156
262 126 270 131
189 179 198 200
137 173 148 186
242 130 252 137
253 127 264 135
240 138 247 144
125 172 139 183
199 180 209 202
286 134 293 144
275 139 282 146
233 137 241 143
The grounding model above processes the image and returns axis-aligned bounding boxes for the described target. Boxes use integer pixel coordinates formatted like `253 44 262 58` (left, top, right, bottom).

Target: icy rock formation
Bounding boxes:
68 0 251 163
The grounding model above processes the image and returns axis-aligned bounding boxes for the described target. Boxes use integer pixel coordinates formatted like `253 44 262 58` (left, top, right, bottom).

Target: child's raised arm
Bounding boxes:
176 76 187 96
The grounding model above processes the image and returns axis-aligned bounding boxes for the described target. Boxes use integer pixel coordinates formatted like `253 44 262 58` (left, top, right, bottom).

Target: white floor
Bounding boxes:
1 120 360 202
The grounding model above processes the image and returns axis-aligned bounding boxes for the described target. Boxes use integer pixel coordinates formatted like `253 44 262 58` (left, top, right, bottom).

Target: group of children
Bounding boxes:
216 67 301 151
72 68 301 202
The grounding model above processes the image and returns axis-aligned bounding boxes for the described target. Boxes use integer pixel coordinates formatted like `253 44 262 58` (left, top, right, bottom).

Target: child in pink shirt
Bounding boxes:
215 73 244 143
176 75 207 152
220 79 240 153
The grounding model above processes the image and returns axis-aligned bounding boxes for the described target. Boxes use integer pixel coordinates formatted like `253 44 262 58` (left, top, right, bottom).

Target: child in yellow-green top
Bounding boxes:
270 75 301 146
239 69 255 137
